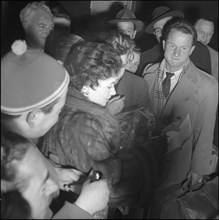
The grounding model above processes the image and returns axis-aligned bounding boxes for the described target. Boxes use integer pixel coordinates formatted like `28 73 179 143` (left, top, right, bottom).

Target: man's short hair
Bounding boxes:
163 18 197 46
195 18 214 27
20 1 53 31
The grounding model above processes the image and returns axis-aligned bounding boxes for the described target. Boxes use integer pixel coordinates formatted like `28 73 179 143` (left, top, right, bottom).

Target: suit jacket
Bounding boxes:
208 46 218 81
143 59 218 190
116 70 150 111
137 42 212 77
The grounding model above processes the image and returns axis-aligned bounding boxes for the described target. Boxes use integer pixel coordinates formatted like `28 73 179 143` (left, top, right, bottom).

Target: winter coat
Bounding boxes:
143 59 218 190
40 86 164 208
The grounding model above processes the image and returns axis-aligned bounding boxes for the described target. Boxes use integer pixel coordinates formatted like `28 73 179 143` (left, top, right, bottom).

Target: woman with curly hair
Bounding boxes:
39 40 167 218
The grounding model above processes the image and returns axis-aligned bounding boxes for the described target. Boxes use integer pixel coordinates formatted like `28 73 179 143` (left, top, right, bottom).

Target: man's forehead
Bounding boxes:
117 21 135 29
197 20 214 31
167 29 193 44
34 9 53 22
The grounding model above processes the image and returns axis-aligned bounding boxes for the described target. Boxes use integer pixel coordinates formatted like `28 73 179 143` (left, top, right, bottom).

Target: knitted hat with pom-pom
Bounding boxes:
1 40 69 115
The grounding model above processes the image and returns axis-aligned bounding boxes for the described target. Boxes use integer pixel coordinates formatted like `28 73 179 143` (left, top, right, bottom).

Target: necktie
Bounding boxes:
162 72 174 98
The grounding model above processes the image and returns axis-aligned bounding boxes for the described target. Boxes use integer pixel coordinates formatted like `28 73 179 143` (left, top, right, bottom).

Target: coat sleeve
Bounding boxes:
191 76 218 175
52 202 93 219
73 112 120 161
69 112 122 185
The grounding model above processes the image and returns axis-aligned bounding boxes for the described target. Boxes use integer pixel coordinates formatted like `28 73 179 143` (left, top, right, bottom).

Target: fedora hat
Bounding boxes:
109 8 144 32
145 6 184 34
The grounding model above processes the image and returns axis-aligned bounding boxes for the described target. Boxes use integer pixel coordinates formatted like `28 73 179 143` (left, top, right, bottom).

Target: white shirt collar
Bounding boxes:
164 68 182 82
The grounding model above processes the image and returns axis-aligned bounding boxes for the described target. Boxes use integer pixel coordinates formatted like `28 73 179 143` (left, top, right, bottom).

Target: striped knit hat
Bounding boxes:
1 40 69 115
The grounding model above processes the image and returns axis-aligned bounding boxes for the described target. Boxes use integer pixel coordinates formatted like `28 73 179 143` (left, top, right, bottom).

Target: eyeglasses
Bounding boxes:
126 50 134 64
37 23 54 31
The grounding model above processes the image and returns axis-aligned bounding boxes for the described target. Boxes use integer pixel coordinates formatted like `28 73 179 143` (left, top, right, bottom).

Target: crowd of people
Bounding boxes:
1 1 218 219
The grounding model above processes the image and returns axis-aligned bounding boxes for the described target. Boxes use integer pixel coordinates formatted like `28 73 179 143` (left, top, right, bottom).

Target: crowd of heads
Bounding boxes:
1 1 218 219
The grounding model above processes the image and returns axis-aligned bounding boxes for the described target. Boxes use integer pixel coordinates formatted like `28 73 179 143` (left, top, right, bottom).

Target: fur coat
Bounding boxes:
40 86 165 208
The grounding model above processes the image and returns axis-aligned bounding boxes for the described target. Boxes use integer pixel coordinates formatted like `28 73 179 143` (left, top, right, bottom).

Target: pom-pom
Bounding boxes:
11 40 27 56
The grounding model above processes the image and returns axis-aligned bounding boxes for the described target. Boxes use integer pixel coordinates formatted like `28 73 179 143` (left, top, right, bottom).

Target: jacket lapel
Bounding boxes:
161 62 199 118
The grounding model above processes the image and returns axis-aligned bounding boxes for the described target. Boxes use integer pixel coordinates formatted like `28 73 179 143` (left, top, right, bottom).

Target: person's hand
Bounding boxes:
161 120 180 135
74 179 110 215
106 95 125 115
187 171 203 187
55 167 84 191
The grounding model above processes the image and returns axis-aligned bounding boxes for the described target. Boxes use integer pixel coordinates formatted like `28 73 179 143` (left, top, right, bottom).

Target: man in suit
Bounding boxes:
143 19 218 191
136 6 212 76
195 18 218 81
194 18 218 151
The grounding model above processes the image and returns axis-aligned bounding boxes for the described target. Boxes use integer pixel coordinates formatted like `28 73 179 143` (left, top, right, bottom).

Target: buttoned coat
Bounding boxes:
143 60 218 189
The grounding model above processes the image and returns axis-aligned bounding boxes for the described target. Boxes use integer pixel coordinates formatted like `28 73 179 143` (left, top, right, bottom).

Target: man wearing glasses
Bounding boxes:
20 2 54 51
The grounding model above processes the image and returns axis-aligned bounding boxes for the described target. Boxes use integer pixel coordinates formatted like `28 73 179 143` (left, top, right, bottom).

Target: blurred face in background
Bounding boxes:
195 19 214 45
153 16 172 42
27 9 54 49
126 51 141 73
117 21 136 39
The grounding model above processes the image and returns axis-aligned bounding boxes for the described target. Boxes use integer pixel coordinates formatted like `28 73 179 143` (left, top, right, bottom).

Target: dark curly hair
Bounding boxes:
64 41 123 91
105 30 136 56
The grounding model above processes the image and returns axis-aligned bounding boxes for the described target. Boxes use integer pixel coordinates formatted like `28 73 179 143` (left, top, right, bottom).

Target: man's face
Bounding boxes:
126 51 141 73
163 29 195 72
27 9 54 49
195 19 214 45
17 145 58 219
153 16 172 42
117 21 136 39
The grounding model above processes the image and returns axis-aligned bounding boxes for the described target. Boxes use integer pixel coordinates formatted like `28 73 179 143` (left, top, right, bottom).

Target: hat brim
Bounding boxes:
109 19 144 32
145 10 184 34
